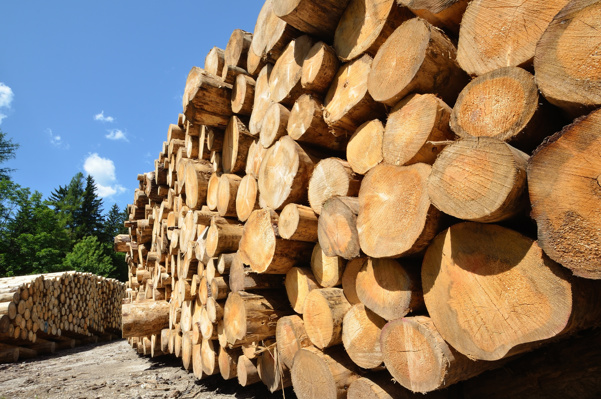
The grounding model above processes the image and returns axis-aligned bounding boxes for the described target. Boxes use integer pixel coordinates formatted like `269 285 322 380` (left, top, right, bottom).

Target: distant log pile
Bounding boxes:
117 0 601 397
0 271 125 363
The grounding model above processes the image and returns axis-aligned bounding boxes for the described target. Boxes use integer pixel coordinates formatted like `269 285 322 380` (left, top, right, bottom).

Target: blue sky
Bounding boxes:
0 1 263 213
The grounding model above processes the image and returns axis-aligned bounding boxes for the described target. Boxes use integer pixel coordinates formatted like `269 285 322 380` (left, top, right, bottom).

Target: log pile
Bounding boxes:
0 271 125 363
118 0 601 397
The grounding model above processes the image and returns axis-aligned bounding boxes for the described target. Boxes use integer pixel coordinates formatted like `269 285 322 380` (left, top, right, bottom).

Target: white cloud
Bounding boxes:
0 82 14 124
83 153 127 198
46 128 69 149
94 111 114 123
105 129 128 141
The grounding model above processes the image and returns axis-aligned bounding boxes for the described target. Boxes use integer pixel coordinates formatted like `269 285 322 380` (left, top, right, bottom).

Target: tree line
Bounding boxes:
0 129 128 281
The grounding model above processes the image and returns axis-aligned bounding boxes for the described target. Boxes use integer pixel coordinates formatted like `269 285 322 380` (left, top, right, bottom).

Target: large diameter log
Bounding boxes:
342 303 386 369
223 291 292 346
285 267 319 313
248 64 273 136
383 93 454 166
288 94 347 152
450 66 559 152
235 175 259 222
534 0 601 117
422 222 601 361
222 116 254 174
334 0 414 62
269 35 315 107
278 203 318 242
457 0 571 77
368 18 468 107
183 67 233 129
381 316 502 393
324 54 385 135
239 209 313 274
357 163 442 258
206 221 243 258
303 288 351 349
308 158 362 215
356 258 424 321
274 0 351 41
346 119 384 175
291 346 361 399
122 301 170 338
231 74 255 116
527 108 601 279
398 0 469 34
428 137 529 223
260 102 290 149
310 242 345 288
348 373 448 399
301 42 340 95
258 136 318 210
250 0 300 65
317 196 361 260
276 315 312 369
225 29 253 71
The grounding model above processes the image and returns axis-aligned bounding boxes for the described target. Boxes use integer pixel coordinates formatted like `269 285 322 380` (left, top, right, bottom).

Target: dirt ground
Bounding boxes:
0 340 296 399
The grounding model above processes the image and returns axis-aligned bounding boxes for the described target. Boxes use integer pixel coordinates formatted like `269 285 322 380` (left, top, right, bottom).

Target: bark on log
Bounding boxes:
450 66 559 152
342 303 386 369
368 18 468 107
317 196 361 260
346 119 384 175
231 74 255 116
428 137 529 223
324 54 385 135
274 0 351 41
269 35 314 107
303 288 351 349
534 0 601 117
183 67 233 129
228 259 284 293
357 163 442 258
239 209 313 274
258 136 318 210
288 94 347 152
457 0 570 77
527 108 601 279
291 346 361 399
310 242 345 288
383 93 454 166
122 301 170 338
308 158 362 215
278 203 318 242
422 222 601 361
397 0 469 34
334 0 414 62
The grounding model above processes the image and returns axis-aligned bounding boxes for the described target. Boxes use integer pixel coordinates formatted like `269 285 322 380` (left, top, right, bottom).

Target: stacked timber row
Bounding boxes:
0 271 125 363
118 0 601 397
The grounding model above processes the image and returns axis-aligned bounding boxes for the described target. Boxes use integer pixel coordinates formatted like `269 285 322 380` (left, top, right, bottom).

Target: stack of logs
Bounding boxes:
118 0 601 397
0 271 125 363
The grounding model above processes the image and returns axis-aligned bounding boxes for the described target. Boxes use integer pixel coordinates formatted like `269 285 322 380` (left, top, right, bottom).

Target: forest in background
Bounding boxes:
0 129 128 281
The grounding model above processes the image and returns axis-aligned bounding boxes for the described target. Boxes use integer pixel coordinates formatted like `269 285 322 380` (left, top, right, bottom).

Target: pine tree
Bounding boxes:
47 172 85 236
0 129 19 181
74 175 104 240
102 203 127 243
